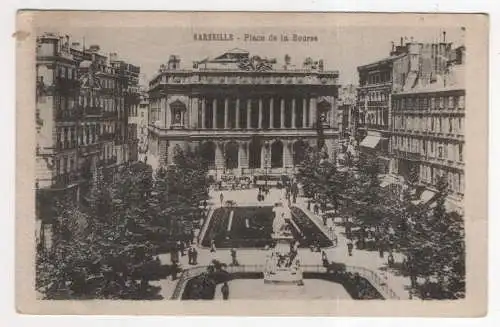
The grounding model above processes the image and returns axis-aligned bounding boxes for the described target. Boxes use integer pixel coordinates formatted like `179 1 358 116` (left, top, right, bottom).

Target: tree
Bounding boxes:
152 146 209 240
395 176 465 299
349 153 387 227
36 163 163 300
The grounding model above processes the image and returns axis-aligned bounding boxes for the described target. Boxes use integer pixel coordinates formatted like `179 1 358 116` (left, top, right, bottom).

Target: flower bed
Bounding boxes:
290 207 333 248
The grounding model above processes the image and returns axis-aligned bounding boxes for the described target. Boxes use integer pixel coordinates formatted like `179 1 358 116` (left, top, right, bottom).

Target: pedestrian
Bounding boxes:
210 239 217 253
187 247 193 265
171 246 179 264
192 247 198 265
321 250 329 267
378 242 384 258
388 252 395 266
180 241 186 257
347 240 354 257
220 192 224 206
314 203 319 215
221 282 230 300
230 248 238 266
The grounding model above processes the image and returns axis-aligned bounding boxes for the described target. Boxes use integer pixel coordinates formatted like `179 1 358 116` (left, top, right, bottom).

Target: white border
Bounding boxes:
2 0 498 326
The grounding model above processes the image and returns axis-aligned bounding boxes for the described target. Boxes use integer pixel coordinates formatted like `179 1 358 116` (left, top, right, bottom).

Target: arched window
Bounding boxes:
271 140 284 168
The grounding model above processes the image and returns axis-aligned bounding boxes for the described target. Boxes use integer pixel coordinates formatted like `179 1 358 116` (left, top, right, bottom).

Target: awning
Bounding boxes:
359 135 381 149
420 190 436 204
411 189 436 205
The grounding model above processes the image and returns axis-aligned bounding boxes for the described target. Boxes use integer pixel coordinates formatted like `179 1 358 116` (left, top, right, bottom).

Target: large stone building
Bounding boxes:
35 32 140 248
147 49 340 179
337 84 357 139
356 42 406 173
356 35 456 174
391 45 465 212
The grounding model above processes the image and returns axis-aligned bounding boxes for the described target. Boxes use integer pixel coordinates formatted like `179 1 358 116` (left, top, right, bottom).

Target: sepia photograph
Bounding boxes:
15 11 488 316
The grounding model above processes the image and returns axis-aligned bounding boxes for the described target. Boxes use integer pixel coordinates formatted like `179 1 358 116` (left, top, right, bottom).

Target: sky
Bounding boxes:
39 25 465 86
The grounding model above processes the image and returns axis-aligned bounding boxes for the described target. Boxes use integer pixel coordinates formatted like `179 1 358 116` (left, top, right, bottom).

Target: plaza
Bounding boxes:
153 187 412 301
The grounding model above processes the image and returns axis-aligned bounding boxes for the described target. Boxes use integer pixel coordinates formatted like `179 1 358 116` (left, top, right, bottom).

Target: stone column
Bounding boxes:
260 142 267 169
258 98 263 129
247 99 251 129
166 98 172 128
215 142 224 169
239 141 249 169
224 98 229 129
302 98 307 128
309 97 317 128
201 97 206 129
212 98 217 129
280 98 285 129
283 140 293 168
292 98 296 128
235 98 240 128
191 96 199 128
269 98 274 128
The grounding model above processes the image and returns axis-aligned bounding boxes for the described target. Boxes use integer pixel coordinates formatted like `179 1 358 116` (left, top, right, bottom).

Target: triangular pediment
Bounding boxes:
169 99 186 109
317 99 331 108
213 48 250 61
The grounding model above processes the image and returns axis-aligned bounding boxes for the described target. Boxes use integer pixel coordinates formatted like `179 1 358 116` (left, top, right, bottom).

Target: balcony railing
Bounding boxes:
100 132 116 141
98 156 118 167
82 106 103 117
52 172 80 188
393 149 421 161
103 111 119 118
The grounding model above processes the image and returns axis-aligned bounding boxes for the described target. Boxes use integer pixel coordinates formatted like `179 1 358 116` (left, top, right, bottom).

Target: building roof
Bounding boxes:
394 63 465 95
357 54 405 71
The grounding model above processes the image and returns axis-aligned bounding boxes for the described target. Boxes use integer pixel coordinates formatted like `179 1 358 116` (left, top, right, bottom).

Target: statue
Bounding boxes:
272 201 290 235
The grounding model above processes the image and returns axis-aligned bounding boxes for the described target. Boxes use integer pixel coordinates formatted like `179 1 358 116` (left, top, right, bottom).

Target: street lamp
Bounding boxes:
264 142 270 189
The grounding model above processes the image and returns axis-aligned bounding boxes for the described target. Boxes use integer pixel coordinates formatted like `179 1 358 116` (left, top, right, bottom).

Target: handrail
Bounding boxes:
170 263 401 300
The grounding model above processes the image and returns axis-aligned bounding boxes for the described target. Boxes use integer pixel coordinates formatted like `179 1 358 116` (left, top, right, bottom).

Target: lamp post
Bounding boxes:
264 142 269 189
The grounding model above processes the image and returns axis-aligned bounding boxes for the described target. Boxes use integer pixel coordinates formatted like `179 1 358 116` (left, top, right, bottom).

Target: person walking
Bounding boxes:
387 252 395 267
321 250 329 267
220 192 224 206
192 247 198 265
221 282 230 300
347 239 354 257
378 241 384 258
230 248 238 266
210 239 217 253
187 246 193 265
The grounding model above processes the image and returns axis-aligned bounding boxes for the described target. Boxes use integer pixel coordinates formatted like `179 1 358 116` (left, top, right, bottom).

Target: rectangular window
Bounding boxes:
449 96 454 108
459 95 465 109
459 144 463 161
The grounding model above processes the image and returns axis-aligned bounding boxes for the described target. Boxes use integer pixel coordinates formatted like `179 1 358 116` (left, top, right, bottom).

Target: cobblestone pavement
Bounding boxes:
153 187 414 300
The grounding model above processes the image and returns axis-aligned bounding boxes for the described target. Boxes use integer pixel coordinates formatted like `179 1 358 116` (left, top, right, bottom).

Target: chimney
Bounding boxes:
443 31 446 43
400 37 403 46
88 44 100 53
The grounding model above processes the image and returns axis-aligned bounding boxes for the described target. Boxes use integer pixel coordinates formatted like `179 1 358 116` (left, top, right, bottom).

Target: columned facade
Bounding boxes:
147 49 340 178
